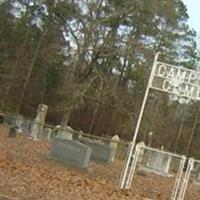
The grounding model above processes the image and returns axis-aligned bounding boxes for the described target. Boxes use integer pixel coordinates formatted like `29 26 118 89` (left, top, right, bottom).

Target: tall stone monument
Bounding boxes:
30 104 48 140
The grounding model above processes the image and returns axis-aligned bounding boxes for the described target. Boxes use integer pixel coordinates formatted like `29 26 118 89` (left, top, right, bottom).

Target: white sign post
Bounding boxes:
120 53 200 189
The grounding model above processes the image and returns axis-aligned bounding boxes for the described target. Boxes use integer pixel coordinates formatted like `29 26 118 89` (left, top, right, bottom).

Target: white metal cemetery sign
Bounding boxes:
151 62 200 100
120 53 200 192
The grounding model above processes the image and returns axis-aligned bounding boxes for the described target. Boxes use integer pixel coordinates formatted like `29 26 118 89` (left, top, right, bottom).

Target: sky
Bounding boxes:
183 0 200 41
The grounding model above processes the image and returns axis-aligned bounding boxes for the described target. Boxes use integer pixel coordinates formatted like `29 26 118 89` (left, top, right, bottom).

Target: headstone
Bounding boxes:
50 138 92 169
21 119 32 134
41 127 52 140
56 125 74 140
110 135 120 161
51 125 61 138
30 104 48 139
145 150 172 176
15 115 23 133
80 138 114 163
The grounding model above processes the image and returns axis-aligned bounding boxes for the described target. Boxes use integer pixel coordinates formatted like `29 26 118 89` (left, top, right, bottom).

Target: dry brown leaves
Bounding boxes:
0 126 199 200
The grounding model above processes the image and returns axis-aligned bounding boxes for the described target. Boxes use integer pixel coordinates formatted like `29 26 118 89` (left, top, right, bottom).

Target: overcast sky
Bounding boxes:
183 0 200 42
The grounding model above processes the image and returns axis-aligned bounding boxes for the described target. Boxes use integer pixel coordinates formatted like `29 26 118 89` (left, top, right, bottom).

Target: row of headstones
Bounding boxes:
12 107 200 184
4 104 121 167
48 121 121 166
4 104 54 139
4 113 52 139
49 134 120 169
137 142 200 184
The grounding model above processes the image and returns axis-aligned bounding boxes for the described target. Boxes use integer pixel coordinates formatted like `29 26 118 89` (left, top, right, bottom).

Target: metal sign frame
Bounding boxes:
120 53 200 191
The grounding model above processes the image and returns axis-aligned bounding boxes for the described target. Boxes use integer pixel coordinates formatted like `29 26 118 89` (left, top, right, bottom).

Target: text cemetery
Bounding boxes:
152 62 200 100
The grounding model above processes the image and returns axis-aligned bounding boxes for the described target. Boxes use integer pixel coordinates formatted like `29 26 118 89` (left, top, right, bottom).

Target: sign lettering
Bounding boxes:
151 62 200 100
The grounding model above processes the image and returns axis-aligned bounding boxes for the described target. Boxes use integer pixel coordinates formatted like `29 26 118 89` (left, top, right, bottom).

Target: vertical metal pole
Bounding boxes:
178 159 194 200
120 52 160 189
126 145 141 189
171 155 186 200
131 52 160 147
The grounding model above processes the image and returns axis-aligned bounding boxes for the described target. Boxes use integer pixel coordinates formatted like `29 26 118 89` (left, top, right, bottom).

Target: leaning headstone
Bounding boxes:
50 138 92 169
110 135 120 162
30 104 48 140
56 125 74 140
40 127 52 140
144 150 172 176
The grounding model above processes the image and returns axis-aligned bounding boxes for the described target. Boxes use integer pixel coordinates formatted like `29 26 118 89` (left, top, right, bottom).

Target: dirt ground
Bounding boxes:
0 126 200 200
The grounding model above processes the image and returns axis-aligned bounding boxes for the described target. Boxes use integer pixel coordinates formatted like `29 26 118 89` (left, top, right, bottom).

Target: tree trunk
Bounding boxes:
17 33 44 113
0 27 30 110
106 108 117 136
93 106 104 134
88 102 101 134
61 110 72 126
174 114 185 153
149 93 162 132
186 107 199 156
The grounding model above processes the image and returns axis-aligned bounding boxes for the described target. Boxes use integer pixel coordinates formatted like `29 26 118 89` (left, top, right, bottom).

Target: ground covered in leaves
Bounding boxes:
0 125 200 200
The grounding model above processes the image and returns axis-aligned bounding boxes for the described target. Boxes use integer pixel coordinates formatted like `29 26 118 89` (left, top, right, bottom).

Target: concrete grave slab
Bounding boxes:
80 138 114 163
50 138 92 169
143 150 172 177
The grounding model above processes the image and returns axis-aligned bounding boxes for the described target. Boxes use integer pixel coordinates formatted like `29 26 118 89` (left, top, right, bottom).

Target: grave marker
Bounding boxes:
30 104 48 139
56 125 74 140
145 150 172 176
80 138 114 163
50 138 92 169
41 127 52 140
